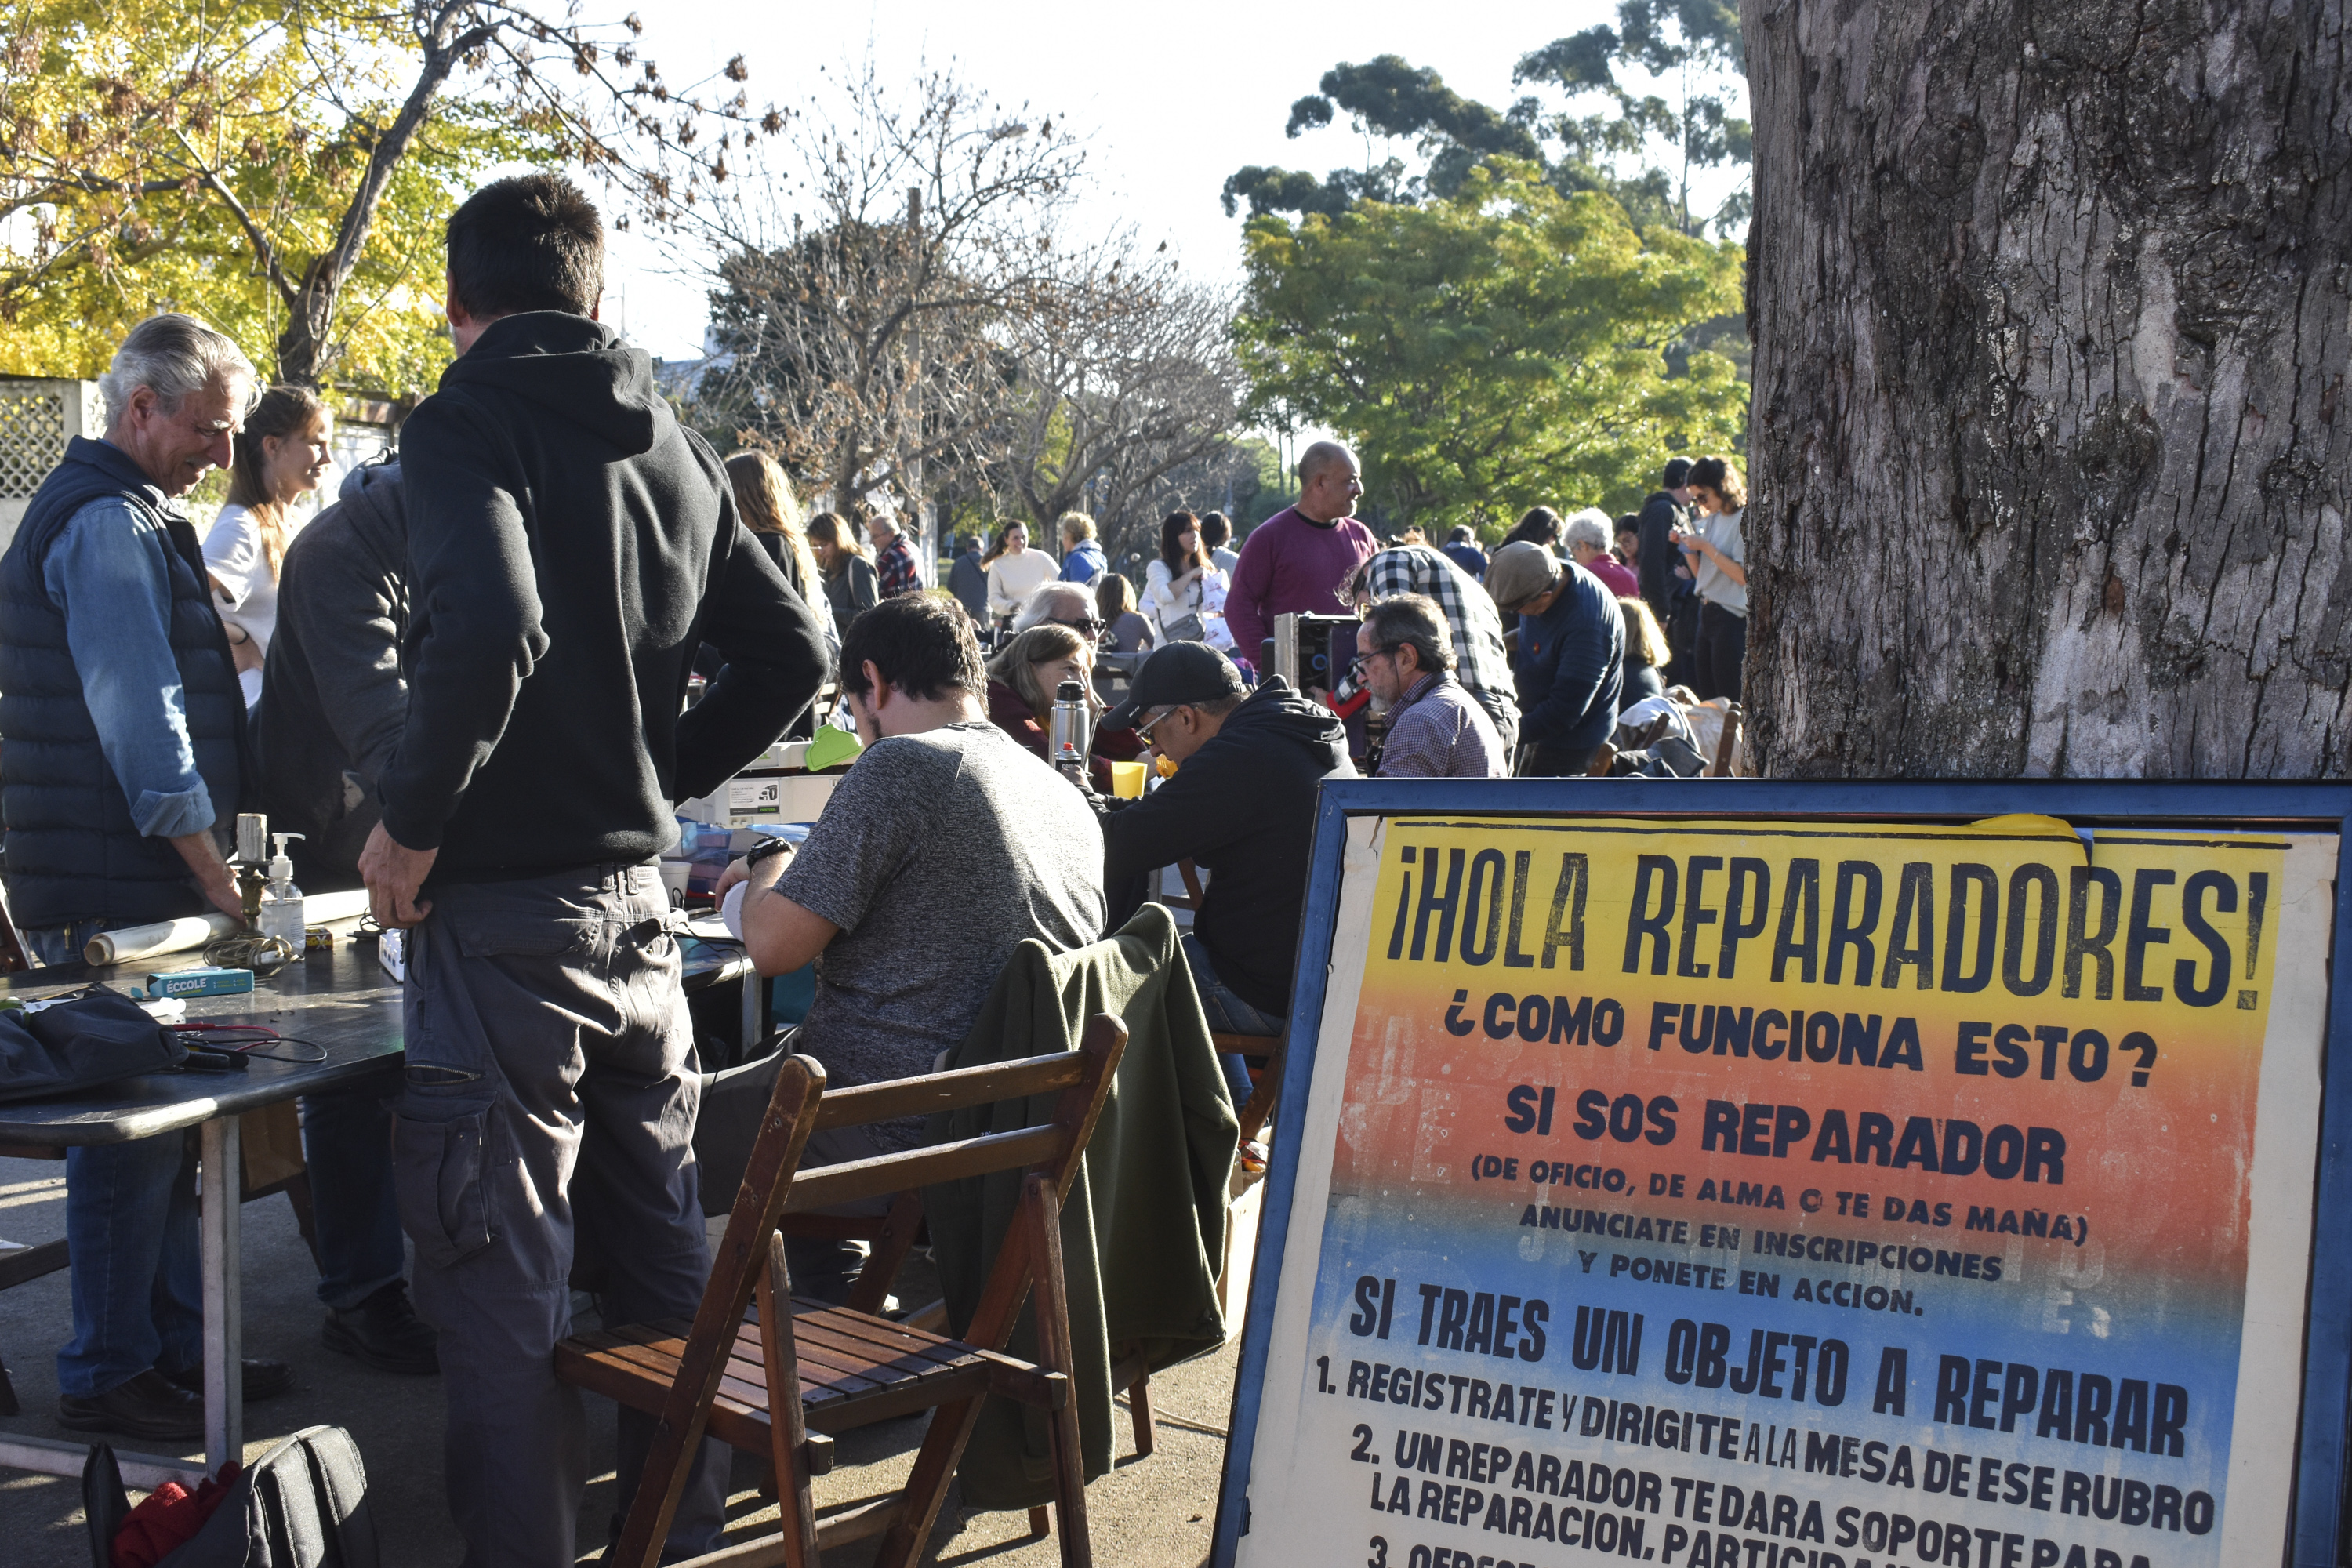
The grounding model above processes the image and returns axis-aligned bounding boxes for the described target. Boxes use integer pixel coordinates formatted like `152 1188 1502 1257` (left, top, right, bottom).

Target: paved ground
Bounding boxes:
0 1154 1238 1567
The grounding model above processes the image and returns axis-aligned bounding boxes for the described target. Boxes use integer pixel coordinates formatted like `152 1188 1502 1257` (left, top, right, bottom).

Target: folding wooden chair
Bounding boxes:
556 1014 1130 1568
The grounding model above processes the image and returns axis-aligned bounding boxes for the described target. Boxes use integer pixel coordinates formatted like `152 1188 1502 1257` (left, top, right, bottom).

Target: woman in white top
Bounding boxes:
1673 453 1748 704
984 521 1058 626
1142 510 1234 651
204 385 332 706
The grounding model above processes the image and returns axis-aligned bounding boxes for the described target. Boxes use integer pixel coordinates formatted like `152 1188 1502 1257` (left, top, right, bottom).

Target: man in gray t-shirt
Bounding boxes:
722 594 1105 1127
775 720 1102 1092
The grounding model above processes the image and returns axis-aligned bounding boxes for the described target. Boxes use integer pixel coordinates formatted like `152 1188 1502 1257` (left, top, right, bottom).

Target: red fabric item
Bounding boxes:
114 1462 240 1568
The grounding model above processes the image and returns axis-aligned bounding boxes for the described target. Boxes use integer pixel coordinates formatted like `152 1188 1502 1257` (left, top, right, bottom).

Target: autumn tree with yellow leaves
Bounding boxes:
0 0 775 394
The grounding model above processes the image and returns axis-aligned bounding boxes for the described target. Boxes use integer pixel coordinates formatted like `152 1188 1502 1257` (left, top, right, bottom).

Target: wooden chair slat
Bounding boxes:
780 1124 1066 1213
568 1014 1128 1568
811 1052 1087 1132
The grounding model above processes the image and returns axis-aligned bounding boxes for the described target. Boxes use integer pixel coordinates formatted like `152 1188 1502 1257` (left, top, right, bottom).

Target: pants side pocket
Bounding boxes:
394 1107 495 1269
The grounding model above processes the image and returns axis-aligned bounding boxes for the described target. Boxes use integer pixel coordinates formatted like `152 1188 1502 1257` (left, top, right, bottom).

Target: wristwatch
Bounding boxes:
743 837 793 870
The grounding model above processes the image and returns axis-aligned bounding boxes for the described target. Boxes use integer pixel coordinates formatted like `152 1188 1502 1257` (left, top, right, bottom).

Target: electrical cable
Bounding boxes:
201 931 297 975
173 1021 329 1065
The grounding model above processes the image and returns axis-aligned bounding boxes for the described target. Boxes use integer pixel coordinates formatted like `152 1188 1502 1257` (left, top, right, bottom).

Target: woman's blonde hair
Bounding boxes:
807 510 868 561
1618 595 1671 667
724 451 821 590
223 384 326 582
986 622 1090 714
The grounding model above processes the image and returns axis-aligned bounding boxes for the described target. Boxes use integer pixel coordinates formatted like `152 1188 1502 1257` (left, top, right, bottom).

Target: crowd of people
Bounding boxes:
0 160 1749 1563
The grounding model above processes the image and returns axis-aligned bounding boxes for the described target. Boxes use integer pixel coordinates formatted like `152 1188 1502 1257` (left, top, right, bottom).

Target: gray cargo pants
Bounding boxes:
394 862 728 1567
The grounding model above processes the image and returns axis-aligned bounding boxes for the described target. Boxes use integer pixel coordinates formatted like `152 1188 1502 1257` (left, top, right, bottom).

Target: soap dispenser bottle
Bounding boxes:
257 832 307 946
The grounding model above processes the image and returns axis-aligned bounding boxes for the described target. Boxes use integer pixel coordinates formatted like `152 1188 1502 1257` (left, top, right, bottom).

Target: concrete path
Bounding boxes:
0 1154 1235 1566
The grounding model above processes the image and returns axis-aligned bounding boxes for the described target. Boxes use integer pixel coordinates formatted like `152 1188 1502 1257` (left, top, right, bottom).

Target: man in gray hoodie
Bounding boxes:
252 459 441 1381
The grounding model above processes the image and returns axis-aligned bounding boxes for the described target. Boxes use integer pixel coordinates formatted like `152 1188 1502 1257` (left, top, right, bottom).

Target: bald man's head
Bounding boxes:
1295 441 1363 524
1298 441 1356 485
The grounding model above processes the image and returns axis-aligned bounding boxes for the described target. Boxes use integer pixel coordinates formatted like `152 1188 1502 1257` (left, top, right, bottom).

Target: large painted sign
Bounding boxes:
1218 785 2352 1568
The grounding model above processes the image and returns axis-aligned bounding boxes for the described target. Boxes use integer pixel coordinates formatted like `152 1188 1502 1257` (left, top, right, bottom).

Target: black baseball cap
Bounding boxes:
1105 641 1247 729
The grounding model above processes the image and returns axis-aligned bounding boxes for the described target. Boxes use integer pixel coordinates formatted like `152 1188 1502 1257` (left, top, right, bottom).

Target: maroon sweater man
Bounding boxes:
1225 441 1379 663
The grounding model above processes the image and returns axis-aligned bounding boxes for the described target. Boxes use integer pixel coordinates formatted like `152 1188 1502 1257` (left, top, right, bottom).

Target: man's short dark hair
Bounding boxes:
447 174 604 321
1662 457 1694 490
1200 511 1232 547
838 593 985 703
1448 524 1473 543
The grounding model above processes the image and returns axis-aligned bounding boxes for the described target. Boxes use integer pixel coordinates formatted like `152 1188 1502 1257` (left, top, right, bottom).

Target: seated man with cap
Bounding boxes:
1098 644 1352 1105
1486 539 1624 776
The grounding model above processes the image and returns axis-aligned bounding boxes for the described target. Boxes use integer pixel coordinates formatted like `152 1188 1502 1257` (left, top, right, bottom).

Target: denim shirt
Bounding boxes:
40 496 216 838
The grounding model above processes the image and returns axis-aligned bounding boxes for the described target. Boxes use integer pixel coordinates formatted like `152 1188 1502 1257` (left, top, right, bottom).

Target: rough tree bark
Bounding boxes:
1741 0 2351 777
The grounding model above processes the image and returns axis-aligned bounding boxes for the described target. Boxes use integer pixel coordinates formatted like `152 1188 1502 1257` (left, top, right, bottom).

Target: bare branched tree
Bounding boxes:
690 60 1087 542
995 247 1246 554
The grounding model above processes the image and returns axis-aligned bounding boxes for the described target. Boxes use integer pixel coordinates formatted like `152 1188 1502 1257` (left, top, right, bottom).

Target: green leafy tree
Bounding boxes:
1516 0 1751 235
0 0 771 391
1234 161 1744 533
1224 6 1749 238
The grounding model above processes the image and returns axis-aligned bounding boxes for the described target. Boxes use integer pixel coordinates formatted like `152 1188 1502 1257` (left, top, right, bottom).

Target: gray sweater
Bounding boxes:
255 462 408 890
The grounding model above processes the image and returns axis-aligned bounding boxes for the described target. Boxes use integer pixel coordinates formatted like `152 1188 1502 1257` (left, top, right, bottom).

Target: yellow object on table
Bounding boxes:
1105 760 1146 798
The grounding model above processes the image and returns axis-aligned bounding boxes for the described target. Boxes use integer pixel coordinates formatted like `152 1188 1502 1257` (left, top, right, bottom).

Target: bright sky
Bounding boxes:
604 0 1743 361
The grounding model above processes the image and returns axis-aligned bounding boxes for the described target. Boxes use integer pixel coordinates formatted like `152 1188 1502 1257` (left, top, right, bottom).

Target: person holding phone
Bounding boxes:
1676 455 1748 702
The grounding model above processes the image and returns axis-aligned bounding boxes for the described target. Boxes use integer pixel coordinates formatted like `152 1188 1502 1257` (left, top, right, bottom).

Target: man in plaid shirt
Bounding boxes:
1334 545 1519 755
869 510 923 600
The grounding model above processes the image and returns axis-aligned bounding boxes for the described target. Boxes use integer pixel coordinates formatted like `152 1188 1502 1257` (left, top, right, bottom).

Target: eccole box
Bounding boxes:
144 967 255 999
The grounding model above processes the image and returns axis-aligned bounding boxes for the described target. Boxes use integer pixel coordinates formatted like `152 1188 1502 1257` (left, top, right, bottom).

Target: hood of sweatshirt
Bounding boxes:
436 311 671 458
1213 676 1352 772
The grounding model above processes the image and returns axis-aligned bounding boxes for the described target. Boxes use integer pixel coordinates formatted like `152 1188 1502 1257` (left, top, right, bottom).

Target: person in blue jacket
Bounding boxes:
1486 540 1624 775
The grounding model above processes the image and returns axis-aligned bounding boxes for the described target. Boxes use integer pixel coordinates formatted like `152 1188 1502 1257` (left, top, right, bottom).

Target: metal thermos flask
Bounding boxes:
1050 679 1091 784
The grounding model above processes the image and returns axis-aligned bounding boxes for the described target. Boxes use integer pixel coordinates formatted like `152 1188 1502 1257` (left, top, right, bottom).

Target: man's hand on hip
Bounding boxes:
360 822 438 928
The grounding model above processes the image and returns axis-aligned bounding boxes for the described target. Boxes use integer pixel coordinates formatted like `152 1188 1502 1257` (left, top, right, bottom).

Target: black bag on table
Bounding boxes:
0 987 187 1103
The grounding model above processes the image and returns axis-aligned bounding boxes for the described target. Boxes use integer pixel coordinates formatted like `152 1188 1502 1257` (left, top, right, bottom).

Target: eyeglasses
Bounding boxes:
1051 616 1108 638
1348 645 1400 680
1134 706 1185 744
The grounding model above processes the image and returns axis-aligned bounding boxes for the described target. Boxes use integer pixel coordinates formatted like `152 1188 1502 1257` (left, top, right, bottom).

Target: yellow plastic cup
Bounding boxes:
1106 760 1146 799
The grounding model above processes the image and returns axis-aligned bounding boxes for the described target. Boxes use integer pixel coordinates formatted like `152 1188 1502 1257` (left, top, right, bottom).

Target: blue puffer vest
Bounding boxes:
0 437 247 928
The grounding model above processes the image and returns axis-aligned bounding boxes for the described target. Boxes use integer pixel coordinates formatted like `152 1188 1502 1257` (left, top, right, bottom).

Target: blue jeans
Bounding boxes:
27 920 205 1397
299 1080 406 1309
1180 931 1279 1111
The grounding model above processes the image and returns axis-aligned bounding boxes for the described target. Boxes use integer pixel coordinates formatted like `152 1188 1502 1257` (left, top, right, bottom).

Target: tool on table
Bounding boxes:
234 812 271 928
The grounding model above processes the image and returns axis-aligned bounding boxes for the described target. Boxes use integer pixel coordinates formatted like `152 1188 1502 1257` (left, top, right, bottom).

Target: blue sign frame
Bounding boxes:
1210 778 2352 1568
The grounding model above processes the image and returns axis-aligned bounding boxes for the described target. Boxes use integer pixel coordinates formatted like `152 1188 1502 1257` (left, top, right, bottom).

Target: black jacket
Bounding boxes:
0 438 246 927
256 462 408 891
1100 678 1352 1016
383 312 829 881
1636 488 1690 630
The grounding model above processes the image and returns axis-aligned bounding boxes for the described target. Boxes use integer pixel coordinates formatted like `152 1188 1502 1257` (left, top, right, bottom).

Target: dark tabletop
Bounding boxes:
0 925 406 1145
0 918 751 1146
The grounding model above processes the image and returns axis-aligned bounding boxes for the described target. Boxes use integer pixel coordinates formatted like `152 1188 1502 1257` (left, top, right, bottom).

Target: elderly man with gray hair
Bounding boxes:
0 313 298 1437
1358 594 1507 778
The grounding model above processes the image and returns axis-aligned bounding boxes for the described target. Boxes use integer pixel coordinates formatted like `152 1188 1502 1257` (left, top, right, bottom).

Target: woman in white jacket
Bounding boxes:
985 521 1058 626
1142 510 1234 651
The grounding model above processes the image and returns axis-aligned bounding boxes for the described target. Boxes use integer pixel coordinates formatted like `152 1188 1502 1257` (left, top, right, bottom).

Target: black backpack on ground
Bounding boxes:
82 1425 378 1568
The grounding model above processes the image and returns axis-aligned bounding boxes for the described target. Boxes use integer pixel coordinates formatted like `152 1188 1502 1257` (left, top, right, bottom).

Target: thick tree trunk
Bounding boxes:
1741 0 2352 777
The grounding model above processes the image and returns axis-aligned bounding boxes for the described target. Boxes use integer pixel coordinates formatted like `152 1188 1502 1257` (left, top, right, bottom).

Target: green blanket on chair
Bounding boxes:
924 902 1240 1510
